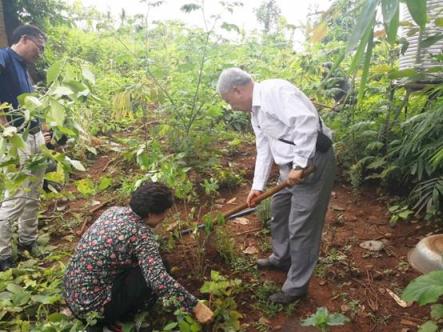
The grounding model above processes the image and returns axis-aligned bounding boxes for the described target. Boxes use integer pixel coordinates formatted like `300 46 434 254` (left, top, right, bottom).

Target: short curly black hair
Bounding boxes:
129 181 173 218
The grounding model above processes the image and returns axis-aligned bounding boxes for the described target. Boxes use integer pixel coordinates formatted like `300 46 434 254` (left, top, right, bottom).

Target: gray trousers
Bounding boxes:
0 131 46 259
269 148 336 296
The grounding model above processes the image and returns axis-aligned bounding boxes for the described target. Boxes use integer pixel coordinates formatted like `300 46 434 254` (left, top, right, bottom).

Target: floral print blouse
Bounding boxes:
63 206 197 318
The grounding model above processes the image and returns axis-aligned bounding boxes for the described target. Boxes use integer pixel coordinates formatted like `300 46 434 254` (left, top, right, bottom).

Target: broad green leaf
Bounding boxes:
52 85 74 97
47 100 66 127
406 0 427 29
64 81 90 98
31 294 61 304
97 177 112 192
75 178 95 196
421 34 443 48
47 60 63 85
418 321 438 332
431 304 443 320
163 322 178 331
6 284 24 294
347 0 380 51
11 290 31 306
402 271 443 305
45 164 65 184
326 312 350 326
23 95 42 111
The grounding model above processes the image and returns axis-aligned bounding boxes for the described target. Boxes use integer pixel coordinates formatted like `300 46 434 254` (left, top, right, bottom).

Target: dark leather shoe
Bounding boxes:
269 291 306 304
0 257 16 272
257 258 290 271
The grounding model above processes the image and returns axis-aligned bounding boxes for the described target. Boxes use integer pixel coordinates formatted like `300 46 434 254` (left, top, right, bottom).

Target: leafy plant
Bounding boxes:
388 204 413 225
301 307 350 332
402 271 443 331
200 270 243 332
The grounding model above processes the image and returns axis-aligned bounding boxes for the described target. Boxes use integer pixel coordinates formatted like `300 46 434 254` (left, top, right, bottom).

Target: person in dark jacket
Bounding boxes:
0 25 51 271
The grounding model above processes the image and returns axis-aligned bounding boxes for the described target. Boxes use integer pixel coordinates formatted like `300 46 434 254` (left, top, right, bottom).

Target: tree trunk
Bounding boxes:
0 0 8 47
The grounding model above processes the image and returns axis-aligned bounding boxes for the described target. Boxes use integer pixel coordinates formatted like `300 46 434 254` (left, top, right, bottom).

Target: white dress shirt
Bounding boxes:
251 79 332 191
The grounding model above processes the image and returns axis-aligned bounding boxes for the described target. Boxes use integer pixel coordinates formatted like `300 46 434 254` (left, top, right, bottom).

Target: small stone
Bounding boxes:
319 280 327 286
359 240 384 251
233 217 249 225
384 233 392 238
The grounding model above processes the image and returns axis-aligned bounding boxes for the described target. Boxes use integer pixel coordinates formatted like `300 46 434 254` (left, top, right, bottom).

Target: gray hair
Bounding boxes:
216 67 252 95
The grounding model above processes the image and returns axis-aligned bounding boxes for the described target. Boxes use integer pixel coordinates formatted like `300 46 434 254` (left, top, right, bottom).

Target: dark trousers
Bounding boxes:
93 267 157 328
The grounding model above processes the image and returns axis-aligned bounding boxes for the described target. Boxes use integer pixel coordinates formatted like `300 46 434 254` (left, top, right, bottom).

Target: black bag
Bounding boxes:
278 117 332 153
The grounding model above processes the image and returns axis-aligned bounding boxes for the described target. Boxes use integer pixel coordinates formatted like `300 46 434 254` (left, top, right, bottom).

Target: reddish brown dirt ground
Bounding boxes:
55 142 441 332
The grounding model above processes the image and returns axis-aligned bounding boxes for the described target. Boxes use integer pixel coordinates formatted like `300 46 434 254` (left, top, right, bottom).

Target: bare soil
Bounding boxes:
54 142 440 332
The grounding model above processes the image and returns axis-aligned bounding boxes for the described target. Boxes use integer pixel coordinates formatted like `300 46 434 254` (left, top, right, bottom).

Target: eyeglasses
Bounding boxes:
28 37 45 53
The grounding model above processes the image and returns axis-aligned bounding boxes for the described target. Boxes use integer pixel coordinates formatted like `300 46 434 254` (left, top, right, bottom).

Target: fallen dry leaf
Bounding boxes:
386 288 412 308
233 217 249 225
227 197 237 204
243 246 259 255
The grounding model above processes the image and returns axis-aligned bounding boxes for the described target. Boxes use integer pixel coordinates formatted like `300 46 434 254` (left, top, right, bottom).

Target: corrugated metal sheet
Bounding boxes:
399 0 443 77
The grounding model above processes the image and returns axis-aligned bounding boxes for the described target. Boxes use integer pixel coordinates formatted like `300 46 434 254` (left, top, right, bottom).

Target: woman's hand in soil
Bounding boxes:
247 190 262 207
193 301 214 324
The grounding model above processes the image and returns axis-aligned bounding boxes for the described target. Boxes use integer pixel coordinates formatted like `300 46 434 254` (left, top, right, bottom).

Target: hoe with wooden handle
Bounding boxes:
178 165 316 237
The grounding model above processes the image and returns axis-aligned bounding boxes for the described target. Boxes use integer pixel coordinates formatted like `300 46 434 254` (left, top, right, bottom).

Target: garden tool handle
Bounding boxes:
222 165 316 219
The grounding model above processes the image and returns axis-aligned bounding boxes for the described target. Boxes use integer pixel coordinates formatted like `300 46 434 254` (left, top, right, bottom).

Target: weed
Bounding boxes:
200 270 243 331
256 198 272 227
251 281 285 318
214 227 237 263
301 307 350 332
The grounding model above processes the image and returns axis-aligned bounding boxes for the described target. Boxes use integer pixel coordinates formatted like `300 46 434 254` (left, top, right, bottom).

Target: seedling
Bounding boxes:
301 307 350 332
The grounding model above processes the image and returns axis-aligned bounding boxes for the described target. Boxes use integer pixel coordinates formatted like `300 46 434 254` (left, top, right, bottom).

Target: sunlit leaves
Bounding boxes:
46 60 64 85
46 100 66 127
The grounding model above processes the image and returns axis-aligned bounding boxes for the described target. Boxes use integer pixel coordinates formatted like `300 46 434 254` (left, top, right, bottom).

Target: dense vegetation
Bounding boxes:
0 0 441 330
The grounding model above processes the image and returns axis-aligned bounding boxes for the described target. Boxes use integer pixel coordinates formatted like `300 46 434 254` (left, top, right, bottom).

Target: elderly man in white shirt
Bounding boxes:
217 67 336 304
